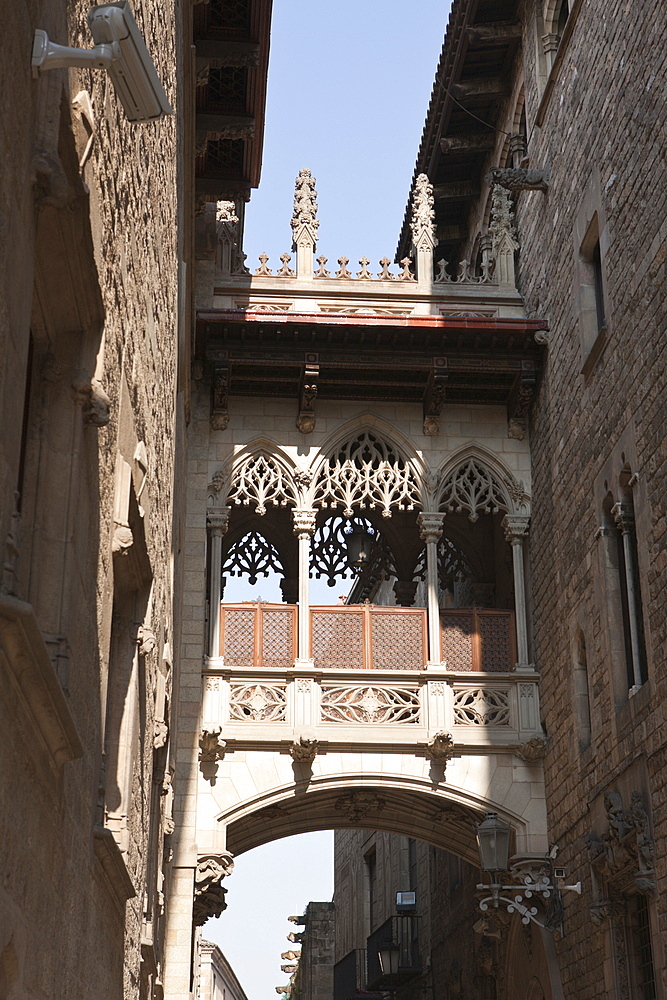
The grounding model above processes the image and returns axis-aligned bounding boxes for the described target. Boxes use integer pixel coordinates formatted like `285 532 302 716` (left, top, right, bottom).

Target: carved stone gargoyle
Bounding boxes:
198 725 227 781
193 852 235 926
485 166 549 192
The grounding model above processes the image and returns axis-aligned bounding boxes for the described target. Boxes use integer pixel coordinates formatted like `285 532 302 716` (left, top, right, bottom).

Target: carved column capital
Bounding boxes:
611 501 634 534
207 506 231 537
417 511 445 543
502 513 530 543
292 508 317 538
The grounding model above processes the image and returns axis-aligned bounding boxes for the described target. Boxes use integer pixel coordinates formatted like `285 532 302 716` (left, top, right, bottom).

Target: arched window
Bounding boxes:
573 628 592 751
611 476 648 691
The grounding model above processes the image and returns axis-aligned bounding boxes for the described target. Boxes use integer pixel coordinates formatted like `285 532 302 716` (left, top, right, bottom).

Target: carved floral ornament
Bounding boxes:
208 440 531 523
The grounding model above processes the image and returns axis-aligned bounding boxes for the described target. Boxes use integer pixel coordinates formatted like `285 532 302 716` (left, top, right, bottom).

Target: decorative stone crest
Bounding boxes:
334 791 386 823
289 736 319 763
512 736 548 761
193 852 235 926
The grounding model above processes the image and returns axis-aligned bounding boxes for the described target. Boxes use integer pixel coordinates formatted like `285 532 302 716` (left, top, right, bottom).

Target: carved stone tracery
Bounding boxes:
227 454 298 515
313 431 421 518
320 684 420 725
439 458 511 522
222 530 285 586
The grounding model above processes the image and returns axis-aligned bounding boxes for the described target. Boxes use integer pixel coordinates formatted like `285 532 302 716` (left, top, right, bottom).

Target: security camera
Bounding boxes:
32 1 172 123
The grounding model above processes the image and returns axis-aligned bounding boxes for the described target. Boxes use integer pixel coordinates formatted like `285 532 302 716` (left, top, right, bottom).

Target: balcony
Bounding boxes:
218 602 515 672
366 916 421 992
333 949 373 1000
203 601 540 747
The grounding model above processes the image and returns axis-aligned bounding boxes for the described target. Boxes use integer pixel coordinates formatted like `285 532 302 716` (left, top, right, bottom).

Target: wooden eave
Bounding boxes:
396 0 520 266
197 308 547 413
193 0 272 202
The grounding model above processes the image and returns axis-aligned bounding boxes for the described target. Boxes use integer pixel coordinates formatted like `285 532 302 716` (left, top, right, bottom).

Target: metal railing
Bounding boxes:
366 916 421 991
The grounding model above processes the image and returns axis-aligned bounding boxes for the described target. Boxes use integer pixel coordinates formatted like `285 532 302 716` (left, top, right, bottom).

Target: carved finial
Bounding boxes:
434 259 452 283
335 256 352 279
410 173 436 250
277 253 296 277
314 255 330 277
377 257 394 280
489 184 519 286
397 257 416 281
291 168 319 251
255 252 272 275
357 257 373 279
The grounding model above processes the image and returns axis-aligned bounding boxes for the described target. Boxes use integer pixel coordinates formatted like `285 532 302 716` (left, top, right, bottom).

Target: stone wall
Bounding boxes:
515 1 667 997
0 2 184 998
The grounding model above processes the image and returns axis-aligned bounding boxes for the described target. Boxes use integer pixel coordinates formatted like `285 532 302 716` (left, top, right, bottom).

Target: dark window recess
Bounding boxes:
16 334 35 512
614 500 648 688
630 894 657 1000
592 240 606 332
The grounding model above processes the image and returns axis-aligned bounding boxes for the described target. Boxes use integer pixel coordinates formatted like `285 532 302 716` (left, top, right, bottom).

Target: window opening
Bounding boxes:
629 894 657 1000
573 629 592 750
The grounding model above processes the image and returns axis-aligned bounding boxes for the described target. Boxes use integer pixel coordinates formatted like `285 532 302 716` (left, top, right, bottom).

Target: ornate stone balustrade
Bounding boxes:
201 665 542 748
218 603 516 672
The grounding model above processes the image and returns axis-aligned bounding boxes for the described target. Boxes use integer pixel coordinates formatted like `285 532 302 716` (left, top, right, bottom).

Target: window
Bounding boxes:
576 211 608 376
611 482 647 692
573 629 592 751
629 894 657 1000
364 849 377 935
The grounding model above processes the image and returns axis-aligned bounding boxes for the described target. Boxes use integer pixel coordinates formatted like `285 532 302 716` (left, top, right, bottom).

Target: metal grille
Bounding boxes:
312 611 364 669
207 67 247 111
222 608 255 665
261 609 295 668
479 613 513 672
441 612 474 670
208 0 250 31
206 139 244 171
371 611 424 670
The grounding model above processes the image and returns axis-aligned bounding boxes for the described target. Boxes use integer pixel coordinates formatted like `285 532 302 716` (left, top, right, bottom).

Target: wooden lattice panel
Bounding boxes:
441 612 474 670
221 607 256 666
312 610 365 669
479 612 515 672
370 610 426 670
261 608 296 668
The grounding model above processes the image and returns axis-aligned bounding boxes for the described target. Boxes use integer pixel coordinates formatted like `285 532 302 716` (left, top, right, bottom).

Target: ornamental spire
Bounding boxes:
291 168 319 276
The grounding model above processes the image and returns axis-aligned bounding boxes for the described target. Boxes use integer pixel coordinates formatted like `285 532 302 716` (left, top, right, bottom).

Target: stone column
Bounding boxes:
292 509 317 661
611 501 644 690
502 514 532 671
207 507 230 658
418 512 445 665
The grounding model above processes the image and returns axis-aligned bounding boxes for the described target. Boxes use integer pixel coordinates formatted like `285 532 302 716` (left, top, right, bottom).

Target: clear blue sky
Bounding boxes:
243 1 450 275
208 4 450 998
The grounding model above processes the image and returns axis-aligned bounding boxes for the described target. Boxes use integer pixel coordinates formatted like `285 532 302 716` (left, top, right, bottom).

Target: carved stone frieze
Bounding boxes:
335 791 386 823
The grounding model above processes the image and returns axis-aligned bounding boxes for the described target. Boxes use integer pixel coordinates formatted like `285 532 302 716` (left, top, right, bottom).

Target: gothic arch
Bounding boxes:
312 413 427 485
209 441 302 512
309 426 423 518
213 770 535 864
436 446 531 519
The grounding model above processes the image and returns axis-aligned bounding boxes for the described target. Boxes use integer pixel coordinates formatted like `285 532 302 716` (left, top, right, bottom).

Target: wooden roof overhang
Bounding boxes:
197 309 547 414
193 0 273 203
396 0 520 266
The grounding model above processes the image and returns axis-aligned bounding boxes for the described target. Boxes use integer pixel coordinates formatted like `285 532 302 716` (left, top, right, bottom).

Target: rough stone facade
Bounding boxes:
0 2 185 997
290 902 335 1000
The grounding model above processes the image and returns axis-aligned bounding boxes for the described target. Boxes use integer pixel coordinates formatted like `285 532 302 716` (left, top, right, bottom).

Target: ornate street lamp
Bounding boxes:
476 812 512 874
346 522 374 569
378 941 400 978
475 813 581 930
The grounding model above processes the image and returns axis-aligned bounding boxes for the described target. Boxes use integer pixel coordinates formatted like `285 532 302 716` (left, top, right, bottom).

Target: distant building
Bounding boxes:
198 940 250 1000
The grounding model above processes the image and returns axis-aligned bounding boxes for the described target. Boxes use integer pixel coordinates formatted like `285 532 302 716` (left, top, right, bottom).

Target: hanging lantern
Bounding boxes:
346 522 374 569
476 812 512 874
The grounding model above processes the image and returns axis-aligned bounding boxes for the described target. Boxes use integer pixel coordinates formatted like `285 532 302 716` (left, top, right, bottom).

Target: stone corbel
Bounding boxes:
210 358 230 430
423 358 448 435
296 356 319 433
508 360 536 420
288 736 320 763
199 725 226 765
193 852 235 926
93 825 137 905
512 736 549 761
71 374 111 426
423 730 458 765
